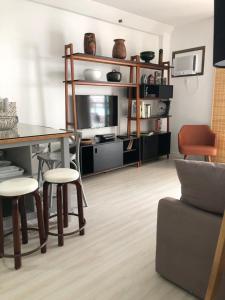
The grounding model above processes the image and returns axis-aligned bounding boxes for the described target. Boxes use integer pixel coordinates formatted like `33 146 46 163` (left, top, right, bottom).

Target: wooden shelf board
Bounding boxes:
129 131 170 138
128 96 160 100
138 61 169 70
130 115 172 120
123 149 137 153
64 53 136 67
63 53 170 70
129 96 171 101
65 80 136 88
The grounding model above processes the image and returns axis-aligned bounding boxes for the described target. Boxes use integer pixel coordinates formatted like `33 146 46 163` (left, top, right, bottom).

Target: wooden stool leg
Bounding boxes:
63 184 68 228
43 182 49 237
18 196 28 244
33 191 46 254
0 199 4 258
57 184 64 246
74 181 85 236
12 198 21 270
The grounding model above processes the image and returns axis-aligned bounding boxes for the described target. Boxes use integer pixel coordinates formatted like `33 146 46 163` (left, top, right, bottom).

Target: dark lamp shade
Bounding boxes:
214 0 225 67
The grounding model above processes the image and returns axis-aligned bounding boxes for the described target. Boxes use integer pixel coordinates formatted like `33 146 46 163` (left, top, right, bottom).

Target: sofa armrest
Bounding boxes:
156 197 224 299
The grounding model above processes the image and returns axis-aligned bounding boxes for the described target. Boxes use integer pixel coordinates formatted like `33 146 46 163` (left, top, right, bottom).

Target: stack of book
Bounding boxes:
131 100 151 118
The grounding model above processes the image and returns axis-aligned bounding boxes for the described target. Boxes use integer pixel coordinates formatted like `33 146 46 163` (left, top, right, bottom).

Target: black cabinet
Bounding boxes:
80 145 94 175
80 133 170 176
141 135 158 161
158 132 171 156
123 138 140 165
141 132 171 161
130 84 173 99
93 141 123 173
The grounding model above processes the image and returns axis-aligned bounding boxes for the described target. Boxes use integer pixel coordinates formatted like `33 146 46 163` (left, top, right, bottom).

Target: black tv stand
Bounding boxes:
80 132 171 177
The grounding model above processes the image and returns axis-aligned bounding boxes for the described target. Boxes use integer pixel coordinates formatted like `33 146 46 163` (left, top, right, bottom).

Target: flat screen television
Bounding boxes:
75 95 118 129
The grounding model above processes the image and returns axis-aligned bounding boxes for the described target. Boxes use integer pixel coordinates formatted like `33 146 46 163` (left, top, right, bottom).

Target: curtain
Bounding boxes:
211 68 225 162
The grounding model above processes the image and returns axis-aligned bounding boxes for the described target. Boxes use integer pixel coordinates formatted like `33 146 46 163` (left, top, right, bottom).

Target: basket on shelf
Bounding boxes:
0 100 18 131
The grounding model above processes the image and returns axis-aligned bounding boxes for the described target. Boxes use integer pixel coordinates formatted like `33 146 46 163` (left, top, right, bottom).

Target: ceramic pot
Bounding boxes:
84 69 101 81
112 39 126 59
140 51 155 63
106 70 122 82
84 33 96 55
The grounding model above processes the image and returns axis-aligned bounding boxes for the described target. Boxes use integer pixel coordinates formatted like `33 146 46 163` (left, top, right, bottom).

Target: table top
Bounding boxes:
0 123 72 145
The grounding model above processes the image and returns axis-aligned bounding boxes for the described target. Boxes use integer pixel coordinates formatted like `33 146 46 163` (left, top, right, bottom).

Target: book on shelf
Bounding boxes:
126 139 134 151
131 100 151 118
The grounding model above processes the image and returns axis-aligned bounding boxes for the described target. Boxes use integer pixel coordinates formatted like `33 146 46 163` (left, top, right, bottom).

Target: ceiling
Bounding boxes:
93 0 213 26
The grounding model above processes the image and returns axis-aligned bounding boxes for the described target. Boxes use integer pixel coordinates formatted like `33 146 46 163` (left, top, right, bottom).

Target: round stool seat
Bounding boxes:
44 168 79 184
0 178 38 197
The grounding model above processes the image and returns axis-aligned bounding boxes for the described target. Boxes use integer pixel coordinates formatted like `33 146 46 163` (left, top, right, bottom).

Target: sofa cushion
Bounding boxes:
175 159 225 214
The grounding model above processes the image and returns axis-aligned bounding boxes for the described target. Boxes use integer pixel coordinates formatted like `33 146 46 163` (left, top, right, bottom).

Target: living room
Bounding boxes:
0 0 224 299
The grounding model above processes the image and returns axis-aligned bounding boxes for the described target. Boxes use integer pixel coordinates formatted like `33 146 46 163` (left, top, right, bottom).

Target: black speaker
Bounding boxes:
214 0 225 67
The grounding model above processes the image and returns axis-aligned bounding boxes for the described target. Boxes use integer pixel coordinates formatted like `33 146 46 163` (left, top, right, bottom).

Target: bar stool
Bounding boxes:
43 168 86 247
0 178 46 270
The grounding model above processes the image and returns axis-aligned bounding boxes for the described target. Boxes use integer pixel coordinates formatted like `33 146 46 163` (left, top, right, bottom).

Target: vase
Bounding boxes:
84 33 96 55
112 39 126 59
106 70 122 82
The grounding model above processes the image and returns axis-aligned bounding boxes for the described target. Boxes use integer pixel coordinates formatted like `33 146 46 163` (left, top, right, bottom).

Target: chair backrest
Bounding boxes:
69 132 81 172
178 125 214 147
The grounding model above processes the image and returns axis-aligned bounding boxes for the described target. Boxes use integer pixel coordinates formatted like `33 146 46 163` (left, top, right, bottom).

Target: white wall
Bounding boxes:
30 0 173 36
0 0 172 138
170 18 214 154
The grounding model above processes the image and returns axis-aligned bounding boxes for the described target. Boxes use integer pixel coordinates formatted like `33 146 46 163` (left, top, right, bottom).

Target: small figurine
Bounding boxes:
154 71 162 85
148 74 155 85
141 74 148 84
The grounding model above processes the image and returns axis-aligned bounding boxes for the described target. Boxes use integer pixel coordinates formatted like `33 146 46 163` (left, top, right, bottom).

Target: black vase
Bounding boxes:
106 70 122 82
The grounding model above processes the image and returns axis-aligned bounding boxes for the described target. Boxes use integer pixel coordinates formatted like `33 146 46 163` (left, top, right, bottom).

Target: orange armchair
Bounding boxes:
178 125 217 161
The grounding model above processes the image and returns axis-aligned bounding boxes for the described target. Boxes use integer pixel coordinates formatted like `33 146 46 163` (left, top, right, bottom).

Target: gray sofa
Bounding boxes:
156 160 225 299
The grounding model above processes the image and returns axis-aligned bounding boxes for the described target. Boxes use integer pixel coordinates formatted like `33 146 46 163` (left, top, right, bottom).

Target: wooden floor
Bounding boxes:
0 159 197 300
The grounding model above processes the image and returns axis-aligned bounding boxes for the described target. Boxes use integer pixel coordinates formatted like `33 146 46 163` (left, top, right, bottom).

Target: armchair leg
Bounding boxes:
184 155 187 160
205 156 211 162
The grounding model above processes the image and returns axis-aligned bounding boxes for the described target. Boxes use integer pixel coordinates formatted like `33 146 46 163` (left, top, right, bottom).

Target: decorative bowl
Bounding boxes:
84 69 102 81
140 51 155 63
0 116 18 131
106 70 122 82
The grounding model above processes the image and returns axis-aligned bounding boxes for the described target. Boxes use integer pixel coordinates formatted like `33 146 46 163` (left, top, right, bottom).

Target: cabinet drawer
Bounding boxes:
94 141 123 173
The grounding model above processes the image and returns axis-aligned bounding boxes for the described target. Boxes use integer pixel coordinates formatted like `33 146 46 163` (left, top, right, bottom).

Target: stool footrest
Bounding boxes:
48 212 86 236
3 227 47 258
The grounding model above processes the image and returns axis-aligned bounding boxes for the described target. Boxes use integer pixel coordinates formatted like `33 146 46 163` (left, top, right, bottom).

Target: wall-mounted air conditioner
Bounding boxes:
173 54 198 76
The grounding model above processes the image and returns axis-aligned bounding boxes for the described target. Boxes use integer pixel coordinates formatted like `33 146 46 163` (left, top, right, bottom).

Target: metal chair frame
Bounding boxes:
36 132 88 208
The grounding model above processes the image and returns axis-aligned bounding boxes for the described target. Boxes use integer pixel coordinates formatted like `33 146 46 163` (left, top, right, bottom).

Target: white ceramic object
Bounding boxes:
84 69 102 81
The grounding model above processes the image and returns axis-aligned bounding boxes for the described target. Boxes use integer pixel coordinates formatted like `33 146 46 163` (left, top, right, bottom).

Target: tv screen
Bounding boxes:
75 95 118 129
